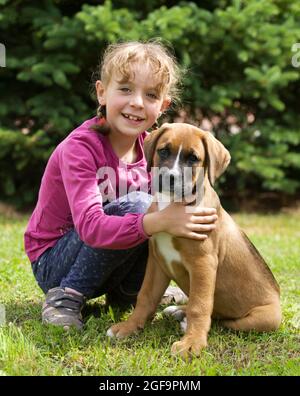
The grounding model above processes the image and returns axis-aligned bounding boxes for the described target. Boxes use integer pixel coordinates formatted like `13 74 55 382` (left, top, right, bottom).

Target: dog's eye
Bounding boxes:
158 148 170 159
187 154 199 164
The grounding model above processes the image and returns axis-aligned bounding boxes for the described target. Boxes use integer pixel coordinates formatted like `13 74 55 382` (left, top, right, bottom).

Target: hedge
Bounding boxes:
0 0 300 207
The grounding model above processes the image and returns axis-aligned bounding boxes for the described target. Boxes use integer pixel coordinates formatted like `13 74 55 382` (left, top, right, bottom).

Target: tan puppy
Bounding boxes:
107 123 281 358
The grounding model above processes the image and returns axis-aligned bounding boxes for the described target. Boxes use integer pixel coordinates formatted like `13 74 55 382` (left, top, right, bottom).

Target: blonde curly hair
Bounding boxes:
99 39 182 103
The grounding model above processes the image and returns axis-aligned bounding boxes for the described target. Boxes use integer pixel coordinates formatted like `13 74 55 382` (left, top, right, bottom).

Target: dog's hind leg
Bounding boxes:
221 302 281 332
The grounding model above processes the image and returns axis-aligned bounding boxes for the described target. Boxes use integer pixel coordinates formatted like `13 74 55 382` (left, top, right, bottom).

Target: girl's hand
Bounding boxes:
143 201 218 240
159 202 217 240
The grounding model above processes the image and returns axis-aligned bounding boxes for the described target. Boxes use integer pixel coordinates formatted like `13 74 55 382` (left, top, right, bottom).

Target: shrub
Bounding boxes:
0 0 299 207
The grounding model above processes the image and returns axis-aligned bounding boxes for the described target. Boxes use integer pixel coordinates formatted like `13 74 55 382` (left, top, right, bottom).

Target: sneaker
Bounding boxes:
160 285 188 305
42 287 85 330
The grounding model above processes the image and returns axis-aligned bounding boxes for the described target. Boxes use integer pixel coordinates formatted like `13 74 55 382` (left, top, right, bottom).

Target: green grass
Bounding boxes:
0 209 299 376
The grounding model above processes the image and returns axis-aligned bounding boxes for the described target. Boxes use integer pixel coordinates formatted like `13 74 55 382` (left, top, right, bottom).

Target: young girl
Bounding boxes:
24 41 218 330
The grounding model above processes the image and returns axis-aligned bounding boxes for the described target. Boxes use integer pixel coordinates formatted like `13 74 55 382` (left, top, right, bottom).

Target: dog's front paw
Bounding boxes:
171 336 207 359
106 321 140 339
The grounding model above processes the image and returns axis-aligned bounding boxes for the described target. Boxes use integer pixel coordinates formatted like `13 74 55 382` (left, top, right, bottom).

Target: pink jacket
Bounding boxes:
24 117 151 263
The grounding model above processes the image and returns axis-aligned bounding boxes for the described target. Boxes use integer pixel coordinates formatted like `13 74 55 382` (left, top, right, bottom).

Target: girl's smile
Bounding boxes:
122 113 145 122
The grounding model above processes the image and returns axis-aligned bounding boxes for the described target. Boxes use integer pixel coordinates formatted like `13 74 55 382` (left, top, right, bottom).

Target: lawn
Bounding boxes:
0 208 299 376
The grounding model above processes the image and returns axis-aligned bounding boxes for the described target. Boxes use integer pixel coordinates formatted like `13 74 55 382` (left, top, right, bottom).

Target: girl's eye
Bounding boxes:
119 87 130 93
147 92 158 99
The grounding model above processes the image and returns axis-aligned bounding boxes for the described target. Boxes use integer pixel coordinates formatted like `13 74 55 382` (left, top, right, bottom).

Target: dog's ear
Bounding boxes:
203 131 231 185
144 124 169 172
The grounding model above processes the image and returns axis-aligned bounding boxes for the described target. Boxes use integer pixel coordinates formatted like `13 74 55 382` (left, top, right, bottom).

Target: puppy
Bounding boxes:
107 123 281 359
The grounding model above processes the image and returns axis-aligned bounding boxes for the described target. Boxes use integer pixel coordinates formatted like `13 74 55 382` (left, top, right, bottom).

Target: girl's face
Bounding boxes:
96 64 170 139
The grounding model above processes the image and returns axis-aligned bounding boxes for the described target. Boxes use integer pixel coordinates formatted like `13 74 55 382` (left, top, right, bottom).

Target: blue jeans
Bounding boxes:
31 192 153 302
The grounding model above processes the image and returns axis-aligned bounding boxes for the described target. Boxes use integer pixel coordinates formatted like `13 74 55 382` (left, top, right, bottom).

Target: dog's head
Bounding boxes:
144 123 230 198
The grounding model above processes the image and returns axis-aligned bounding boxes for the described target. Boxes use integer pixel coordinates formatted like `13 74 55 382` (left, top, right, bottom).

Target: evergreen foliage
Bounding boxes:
0 0 299 207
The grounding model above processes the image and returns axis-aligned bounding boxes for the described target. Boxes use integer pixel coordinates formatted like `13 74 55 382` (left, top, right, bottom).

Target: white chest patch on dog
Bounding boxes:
153 232 181 278
154 151 183 278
